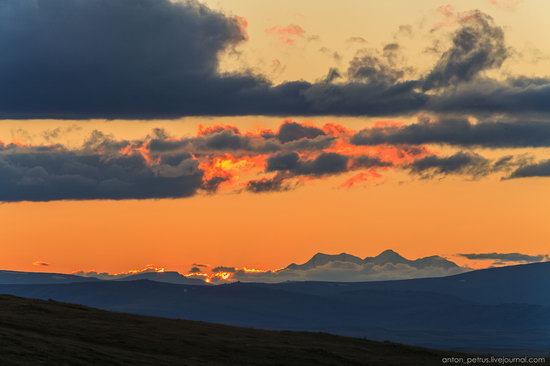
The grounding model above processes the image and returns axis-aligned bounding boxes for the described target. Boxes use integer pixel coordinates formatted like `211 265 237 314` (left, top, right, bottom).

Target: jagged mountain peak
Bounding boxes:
116 271 207 285
285 249 462 276
364 249 409 264
286 252 363 270
412 255 460 269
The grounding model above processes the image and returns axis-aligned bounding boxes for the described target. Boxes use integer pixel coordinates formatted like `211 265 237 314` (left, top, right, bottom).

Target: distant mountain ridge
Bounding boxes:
0 270 100 285
0 249 465 286
286 253 364 270
0 269 207 286
217 249 466 282
116 271 207 286
286 249 460 271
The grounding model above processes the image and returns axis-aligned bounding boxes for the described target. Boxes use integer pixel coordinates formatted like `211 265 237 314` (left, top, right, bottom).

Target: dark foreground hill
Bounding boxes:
0 295 453 366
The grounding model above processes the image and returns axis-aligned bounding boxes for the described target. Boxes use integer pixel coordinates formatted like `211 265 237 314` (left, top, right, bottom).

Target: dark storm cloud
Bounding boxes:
426 77 550 116
0 0 249 118
147 131 253 154
0 121 343 200
148 122 336 155
245 176 290 193
82 130 131 153
202 175 231 193
300 79 425 117
148 138 191 153
347 51 405 85
276 122 326 143
266 152 349 176
408 152 492 178
0 123 541 202
408 151 526 179
266 152 300 171
0 1 547 118
423 19 550 115
508 159 550 178
459 252 550 264
247 151 394 193
202 130 251 150
188 267 202 274
351 155 393 169
296 153 350 175
351 119 550 148
423 11 508 89
245 151 393 193
0 145 203 201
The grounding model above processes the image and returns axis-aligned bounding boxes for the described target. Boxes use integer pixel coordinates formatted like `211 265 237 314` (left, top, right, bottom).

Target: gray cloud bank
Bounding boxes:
407 151 528 179
0 121 545 202
459 252 550 265
509 160 550 178
352 119 550 148
0 1 549 119
0 143 203 201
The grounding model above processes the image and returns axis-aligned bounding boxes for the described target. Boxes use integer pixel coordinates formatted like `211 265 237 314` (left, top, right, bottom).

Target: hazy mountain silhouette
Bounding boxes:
1 250 463 287
287 249 461 271
116 271 207 285
272 249 465 282
0 269 208 286
365 249 410 265
410 255 459 269
0 270 100 285
286 252 364 270
1 262 549 354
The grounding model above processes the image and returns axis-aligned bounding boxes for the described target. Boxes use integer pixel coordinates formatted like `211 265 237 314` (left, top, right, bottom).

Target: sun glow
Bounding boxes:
199 154 262 189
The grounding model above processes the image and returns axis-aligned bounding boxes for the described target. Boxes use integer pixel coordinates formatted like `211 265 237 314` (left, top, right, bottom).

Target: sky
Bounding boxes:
1 0 549 278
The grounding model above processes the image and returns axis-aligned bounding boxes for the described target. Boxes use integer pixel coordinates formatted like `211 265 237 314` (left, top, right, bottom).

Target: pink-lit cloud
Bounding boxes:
265 24 306 45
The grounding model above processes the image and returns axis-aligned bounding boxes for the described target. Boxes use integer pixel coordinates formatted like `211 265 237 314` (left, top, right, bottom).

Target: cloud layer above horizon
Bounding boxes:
0 0 549 202
2 119 549 202
0 0 550 119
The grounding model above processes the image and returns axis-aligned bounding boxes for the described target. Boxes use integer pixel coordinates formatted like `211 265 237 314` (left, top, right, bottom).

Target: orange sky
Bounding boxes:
208 0 550 82
1 152 549 273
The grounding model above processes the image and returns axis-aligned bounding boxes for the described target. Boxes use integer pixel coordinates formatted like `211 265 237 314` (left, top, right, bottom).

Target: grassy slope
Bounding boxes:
0 295 453 366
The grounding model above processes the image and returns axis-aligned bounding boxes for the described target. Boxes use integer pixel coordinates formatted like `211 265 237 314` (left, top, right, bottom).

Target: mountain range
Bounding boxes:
0 269 100 285
288 249 458 270
226 249 466 283
115 271 207 285
1 261 549 354
0 269 207 286
0 250 466 285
